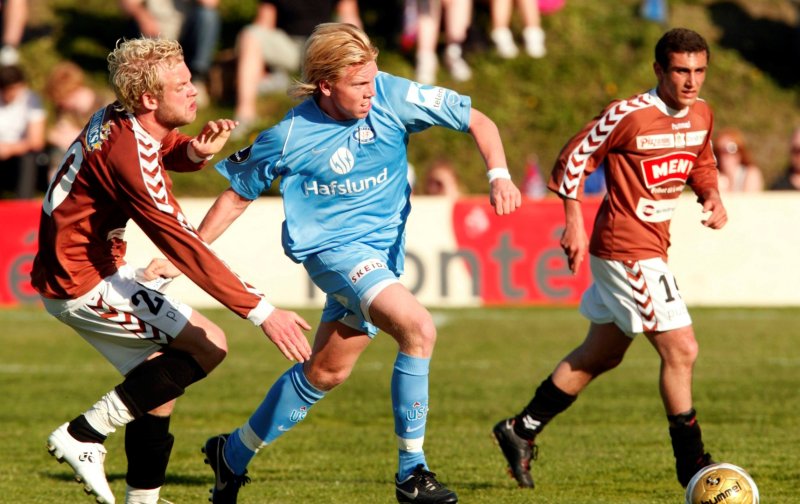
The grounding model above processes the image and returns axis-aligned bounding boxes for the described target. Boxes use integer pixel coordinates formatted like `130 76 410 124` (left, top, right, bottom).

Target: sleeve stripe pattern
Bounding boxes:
132 120 201 242
623 260 658 332
559 93 654 199
131 120 269 314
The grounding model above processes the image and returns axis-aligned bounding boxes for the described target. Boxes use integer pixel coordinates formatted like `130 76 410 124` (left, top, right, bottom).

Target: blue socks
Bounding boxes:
392 352 430 480
222 353 432 481
223 363 325 475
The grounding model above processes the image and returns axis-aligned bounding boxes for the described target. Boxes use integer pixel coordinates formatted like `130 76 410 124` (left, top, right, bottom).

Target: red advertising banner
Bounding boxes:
0 198 601 307
0 200 41 304
452 197 600 305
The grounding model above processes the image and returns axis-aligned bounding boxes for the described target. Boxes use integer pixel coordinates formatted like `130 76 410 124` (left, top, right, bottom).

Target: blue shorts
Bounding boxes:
303 242 402 337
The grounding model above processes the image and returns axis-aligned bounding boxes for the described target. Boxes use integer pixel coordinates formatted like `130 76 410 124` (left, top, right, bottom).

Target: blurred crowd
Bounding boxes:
1 0 798 198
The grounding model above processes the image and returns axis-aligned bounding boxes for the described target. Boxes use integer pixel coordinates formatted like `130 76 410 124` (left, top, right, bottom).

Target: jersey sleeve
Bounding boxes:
548 101 620 201
379 73 472 133
106 139 273 324
686 105 718 199
215 125 288 200
160 129 206 173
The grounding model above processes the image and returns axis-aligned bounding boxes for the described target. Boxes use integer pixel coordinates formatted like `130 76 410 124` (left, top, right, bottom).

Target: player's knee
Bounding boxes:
671 336 699 367
196 326 228 371
305 363 351 391
407 314 437 355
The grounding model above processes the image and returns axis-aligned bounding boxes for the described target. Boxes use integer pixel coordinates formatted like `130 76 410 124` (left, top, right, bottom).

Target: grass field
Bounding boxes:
1 305 797 503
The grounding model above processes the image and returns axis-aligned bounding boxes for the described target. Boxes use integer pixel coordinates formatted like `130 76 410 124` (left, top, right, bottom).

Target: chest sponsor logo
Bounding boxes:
406 82 446 110
352 126 376 144
636 130 708 150
635 197 680 223
348 258 388 285
641 151 696 188
329 147 355 174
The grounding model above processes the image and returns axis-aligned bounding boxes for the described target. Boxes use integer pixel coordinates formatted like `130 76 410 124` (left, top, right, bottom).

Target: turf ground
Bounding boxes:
1 305 797 503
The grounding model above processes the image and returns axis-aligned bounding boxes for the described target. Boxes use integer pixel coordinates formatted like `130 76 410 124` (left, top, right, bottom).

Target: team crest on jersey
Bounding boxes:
228 146 252 163
405 82 446 110
641 151 696 188
85 109 111 152
353 126 376 144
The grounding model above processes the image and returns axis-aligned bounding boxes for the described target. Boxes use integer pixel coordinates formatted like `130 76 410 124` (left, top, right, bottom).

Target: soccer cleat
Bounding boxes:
492 418 537 488
202 434 250 504
395 464 458 503
47 422 115 503
677 452 715 487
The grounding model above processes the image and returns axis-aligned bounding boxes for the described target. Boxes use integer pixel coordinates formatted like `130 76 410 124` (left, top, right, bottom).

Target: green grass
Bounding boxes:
1 305 797 502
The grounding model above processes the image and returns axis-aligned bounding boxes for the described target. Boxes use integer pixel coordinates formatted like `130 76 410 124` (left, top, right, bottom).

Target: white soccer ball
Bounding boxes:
685 463 759 504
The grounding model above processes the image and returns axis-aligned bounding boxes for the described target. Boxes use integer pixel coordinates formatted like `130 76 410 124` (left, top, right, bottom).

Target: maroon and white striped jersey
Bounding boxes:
31 104 271 323
548 89 718 261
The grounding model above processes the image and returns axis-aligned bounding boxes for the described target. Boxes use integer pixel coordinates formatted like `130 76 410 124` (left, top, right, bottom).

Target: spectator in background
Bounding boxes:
640 0 668 24
43 61 110 180
0 64 46 198
769 127 800 191
712 127 763 192
423 158 462 197
119 0 221 108
415 0 473 84
489 0 546 59
0 0 26 65
233 0 361 135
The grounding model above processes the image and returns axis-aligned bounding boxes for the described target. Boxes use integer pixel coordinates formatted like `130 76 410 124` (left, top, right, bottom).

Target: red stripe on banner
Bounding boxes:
0 200 42 305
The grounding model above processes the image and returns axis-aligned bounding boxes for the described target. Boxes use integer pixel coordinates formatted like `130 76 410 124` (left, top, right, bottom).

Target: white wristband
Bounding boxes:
487 167 511 183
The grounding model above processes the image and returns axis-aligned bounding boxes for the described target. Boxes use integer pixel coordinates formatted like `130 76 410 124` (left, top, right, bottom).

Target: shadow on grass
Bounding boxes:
708 1 800 88
44 470 210 486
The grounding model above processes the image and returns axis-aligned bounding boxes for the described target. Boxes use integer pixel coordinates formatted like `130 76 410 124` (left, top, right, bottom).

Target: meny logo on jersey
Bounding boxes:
641 151 696 188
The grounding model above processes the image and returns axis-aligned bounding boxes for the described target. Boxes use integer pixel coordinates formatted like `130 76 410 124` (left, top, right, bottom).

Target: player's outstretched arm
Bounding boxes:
468 108 522 215
198 187 253 244
188 118 239 159
259 309 313 362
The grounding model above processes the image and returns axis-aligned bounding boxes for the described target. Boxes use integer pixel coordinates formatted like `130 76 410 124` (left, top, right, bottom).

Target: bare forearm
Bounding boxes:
198 188 252 243
468 108 508 170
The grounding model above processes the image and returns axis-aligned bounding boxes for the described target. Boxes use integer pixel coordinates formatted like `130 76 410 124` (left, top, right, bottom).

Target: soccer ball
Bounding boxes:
685 463 759 504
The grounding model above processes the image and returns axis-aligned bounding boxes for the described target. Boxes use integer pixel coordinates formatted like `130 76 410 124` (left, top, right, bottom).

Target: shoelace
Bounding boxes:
417 470 442 491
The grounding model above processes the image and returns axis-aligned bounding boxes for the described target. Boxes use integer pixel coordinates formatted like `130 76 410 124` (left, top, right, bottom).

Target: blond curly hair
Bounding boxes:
288 23 379 100
107 37 184 114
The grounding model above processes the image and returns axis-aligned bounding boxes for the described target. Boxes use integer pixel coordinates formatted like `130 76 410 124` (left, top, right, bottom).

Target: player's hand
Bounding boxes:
489 178 523 215
190 119 239 158
560 221 589 275
142 257 182 280
260 309 313 362
700 194 728 230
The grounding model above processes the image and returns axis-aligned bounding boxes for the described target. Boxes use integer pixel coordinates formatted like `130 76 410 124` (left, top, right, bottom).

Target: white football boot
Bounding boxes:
48 422 115 503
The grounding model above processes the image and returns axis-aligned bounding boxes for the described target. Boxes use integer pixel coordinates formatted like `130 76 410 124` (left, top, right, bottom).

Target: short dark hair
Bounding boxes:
0 64 25 89
654 28 710 69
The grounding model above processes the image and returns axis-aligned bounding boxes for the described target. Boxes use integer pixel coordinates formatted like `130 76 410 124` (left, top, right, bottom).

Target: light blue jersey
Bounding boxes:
216 72 472 264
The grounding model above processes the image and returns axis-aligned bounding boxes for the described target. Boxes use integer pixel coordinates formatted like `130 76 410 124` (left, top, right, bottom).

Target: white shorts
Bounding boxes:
41 265 192 375
579 255 691 336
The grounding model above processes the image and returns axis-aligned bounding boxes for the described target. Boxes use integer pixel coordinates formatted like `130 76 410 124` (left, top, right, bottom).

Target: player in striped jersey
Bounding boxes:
493 28 726 491
34 37 311 504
